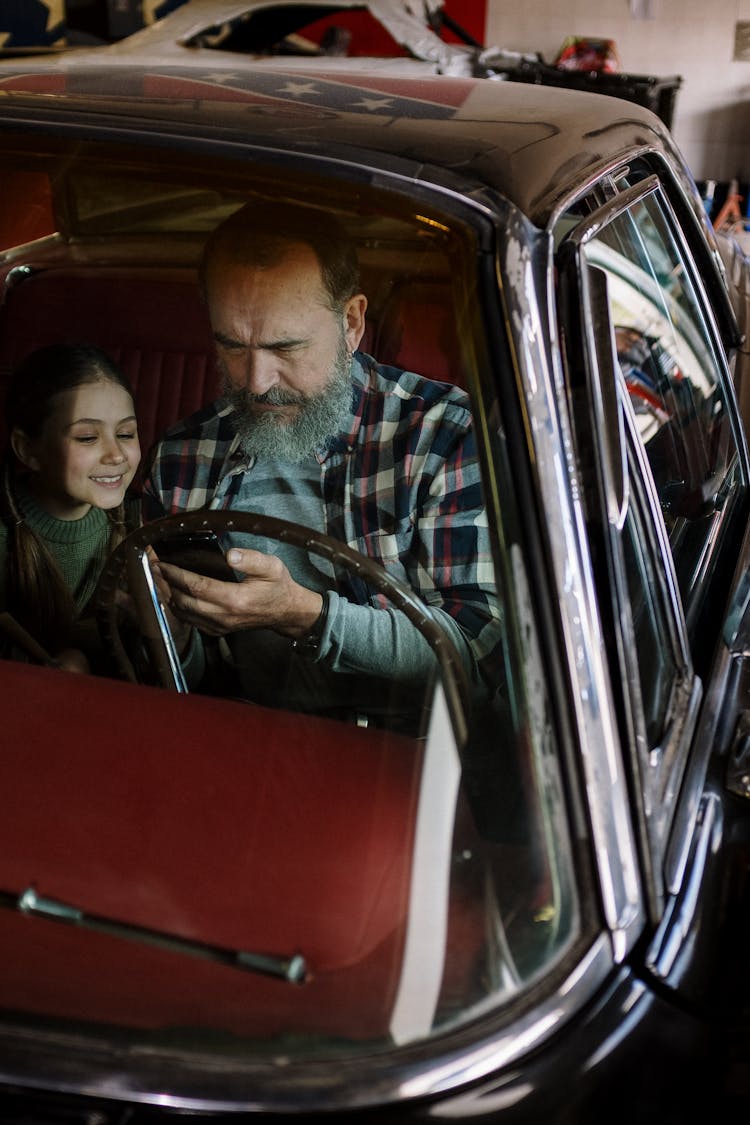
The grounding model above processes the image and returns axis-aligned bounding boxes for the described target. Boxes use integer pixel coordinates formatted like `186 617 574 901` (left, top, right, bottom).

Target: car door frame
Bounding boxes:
554 167 748 918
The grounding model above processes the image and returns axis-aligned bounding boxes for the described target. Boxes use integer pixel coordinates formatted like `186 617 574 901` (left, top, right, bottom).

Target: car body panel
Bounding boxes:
0 61 688 228
0 0 480 76
0 52 749 1121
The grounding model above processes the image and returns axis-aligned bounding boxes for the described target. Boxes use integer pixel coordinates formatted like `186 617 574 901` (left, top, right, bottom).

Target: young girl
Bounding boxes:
0 343 140 670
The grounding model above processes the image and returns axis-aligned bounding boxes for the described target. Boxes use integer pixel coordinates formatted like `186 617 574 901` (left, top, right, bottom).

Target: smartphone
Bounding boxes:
129 549 188 693
155 530 238 582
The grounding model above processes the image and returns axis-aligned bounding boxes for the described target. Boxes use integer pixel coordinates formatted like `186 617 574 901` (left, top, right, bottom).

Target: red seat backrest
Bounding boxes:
373 279 463 385
0 268 463 462
0 267 219 456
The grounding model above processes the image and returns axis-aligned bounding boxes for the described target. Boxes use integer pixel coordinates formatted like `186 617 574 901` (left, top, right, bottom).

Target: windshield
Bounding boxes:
0 146 581 1062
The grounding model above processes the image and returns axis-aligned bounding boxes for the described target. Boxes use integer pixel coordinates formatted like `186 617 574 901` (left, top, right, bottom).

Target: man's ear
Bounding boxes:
10 428 40 471
343 294 368 352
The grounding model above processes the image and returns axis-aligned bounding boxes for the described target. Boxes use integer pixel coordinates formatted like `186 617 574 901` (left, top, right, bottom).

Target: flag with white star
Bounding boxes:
0 65 476 120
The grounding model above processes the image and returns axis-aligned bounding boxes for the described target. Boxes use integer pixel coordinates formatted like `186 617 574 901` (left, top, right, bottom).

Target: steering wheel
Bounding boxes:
96 510 470 742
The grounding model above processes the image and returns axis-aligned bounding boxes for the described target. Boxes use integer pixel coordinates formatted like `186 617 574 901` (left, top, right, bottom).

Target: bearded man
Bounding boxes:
143 201 500 724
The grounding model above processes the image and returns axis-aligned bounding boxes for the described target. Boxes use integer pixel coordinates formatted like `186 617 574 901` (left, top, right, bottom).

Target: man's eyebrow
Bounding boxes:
213 330 243 348
213 330 308 350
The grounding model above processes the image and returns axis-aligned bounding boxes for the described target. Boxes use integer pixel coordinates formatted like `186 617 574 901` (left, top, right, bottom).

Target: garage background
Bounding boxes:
481 0 750 185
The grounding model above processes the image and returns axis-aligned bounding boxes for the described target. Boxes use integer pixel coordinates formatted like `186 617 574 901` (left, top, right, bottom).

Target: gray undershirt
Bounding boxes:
209 455 458 712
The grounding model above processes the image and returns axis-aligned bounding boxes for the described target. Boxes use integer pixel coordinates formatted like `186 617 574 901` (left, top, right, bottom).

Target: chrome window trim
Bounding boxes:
558 175 737 907
0 936 617 1112
499 219 644 956
563 165 748 495
664 539 749 893
555 205 698 916
645 791 720 981
619 379 693 673
618 396 704 901
566 176 745 638
663 674 711 894
652 191 750 471
546 144 662 233
393 935 616 1101
560 174 661 245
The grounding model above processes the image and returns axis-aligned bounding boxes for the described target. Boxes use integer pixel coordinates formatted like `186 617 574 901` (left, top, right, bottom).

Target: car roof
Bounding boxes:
0 57 680 228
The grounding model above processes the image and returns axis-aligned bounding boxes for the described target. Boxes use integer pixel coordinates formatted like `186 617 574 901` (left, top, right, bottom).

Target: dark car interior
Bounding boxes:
0 144 566 1055
0 170 464 462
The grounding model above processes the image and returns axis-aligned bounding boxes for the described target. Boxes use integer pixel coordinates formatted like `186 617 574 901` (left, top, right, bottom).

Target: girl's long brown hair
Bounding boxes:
1 343 134 652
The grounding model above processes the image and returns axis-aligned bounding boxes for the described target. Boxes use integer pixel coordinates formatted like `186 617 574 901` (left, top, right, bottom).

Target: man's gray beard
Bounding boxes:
223 336 353 463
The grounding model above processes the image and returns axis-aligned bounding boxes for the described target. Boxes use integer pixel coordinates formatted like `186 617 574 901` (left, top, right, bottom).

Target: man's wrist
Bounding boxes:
291 593 329 657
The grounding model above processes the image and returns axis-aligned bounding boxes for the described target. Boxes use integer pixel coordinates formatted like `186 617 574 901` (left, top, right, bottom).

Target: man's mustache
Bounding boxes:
230 386 308 408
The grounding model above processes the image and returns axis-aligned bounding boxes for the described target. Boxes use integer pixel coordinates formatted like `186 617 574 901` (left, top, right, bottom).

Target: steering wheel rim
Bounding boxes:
96 510 470 742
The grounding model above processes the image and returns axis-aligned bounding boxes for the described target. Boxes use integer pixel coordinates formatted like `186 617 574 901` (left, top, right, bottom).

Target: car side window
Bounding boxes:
580 188 740 616
554 176 736 907
621 466 680 748
614 410 699 909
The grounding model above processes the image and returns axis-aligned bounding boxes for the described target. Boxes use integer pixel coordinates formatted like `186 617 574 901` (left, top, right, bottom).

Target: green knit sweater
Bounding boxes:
0 486 113 615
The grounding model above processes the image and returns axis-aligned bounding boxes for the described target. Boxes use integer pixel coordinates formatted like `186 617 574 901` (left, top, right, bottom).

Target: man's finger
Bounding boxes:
159 560 235 600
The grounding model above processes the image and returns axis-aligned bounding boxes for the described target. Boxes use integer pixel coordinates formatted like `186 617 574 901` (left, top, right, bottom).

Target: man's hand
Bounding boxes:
157 546 324 640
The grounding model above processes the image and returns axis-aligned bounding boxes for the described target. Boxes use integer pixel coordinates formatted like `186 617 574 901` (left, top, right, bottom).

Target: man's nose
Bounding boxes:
240 349 278 396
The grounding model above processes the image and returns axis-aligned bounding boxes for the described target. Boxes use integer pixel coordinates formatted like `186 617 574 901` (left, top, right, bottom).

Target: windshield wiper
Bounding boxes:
0 887 306 984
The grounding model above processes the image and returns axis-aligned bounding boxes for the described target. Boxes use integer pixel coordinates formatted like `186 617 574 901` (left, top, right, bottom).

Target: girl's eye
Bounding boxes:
117 431 137 441
74 435 97 444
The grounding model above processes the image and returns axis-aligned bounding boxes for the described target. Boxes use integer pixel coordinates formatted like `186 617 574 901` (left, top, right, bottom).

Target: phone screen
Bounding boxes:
155 531 238 582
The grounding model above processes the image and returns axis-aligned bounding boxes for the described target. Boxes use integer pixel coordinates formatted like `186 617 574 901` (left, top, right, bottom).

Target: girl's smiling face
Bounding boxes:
12 378 140 520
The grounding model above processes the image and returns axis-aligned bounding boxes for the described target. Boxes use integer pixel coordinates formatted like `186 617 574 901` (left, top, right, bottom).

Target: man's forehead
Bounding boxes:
223 238 321 276
210 242 328 300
